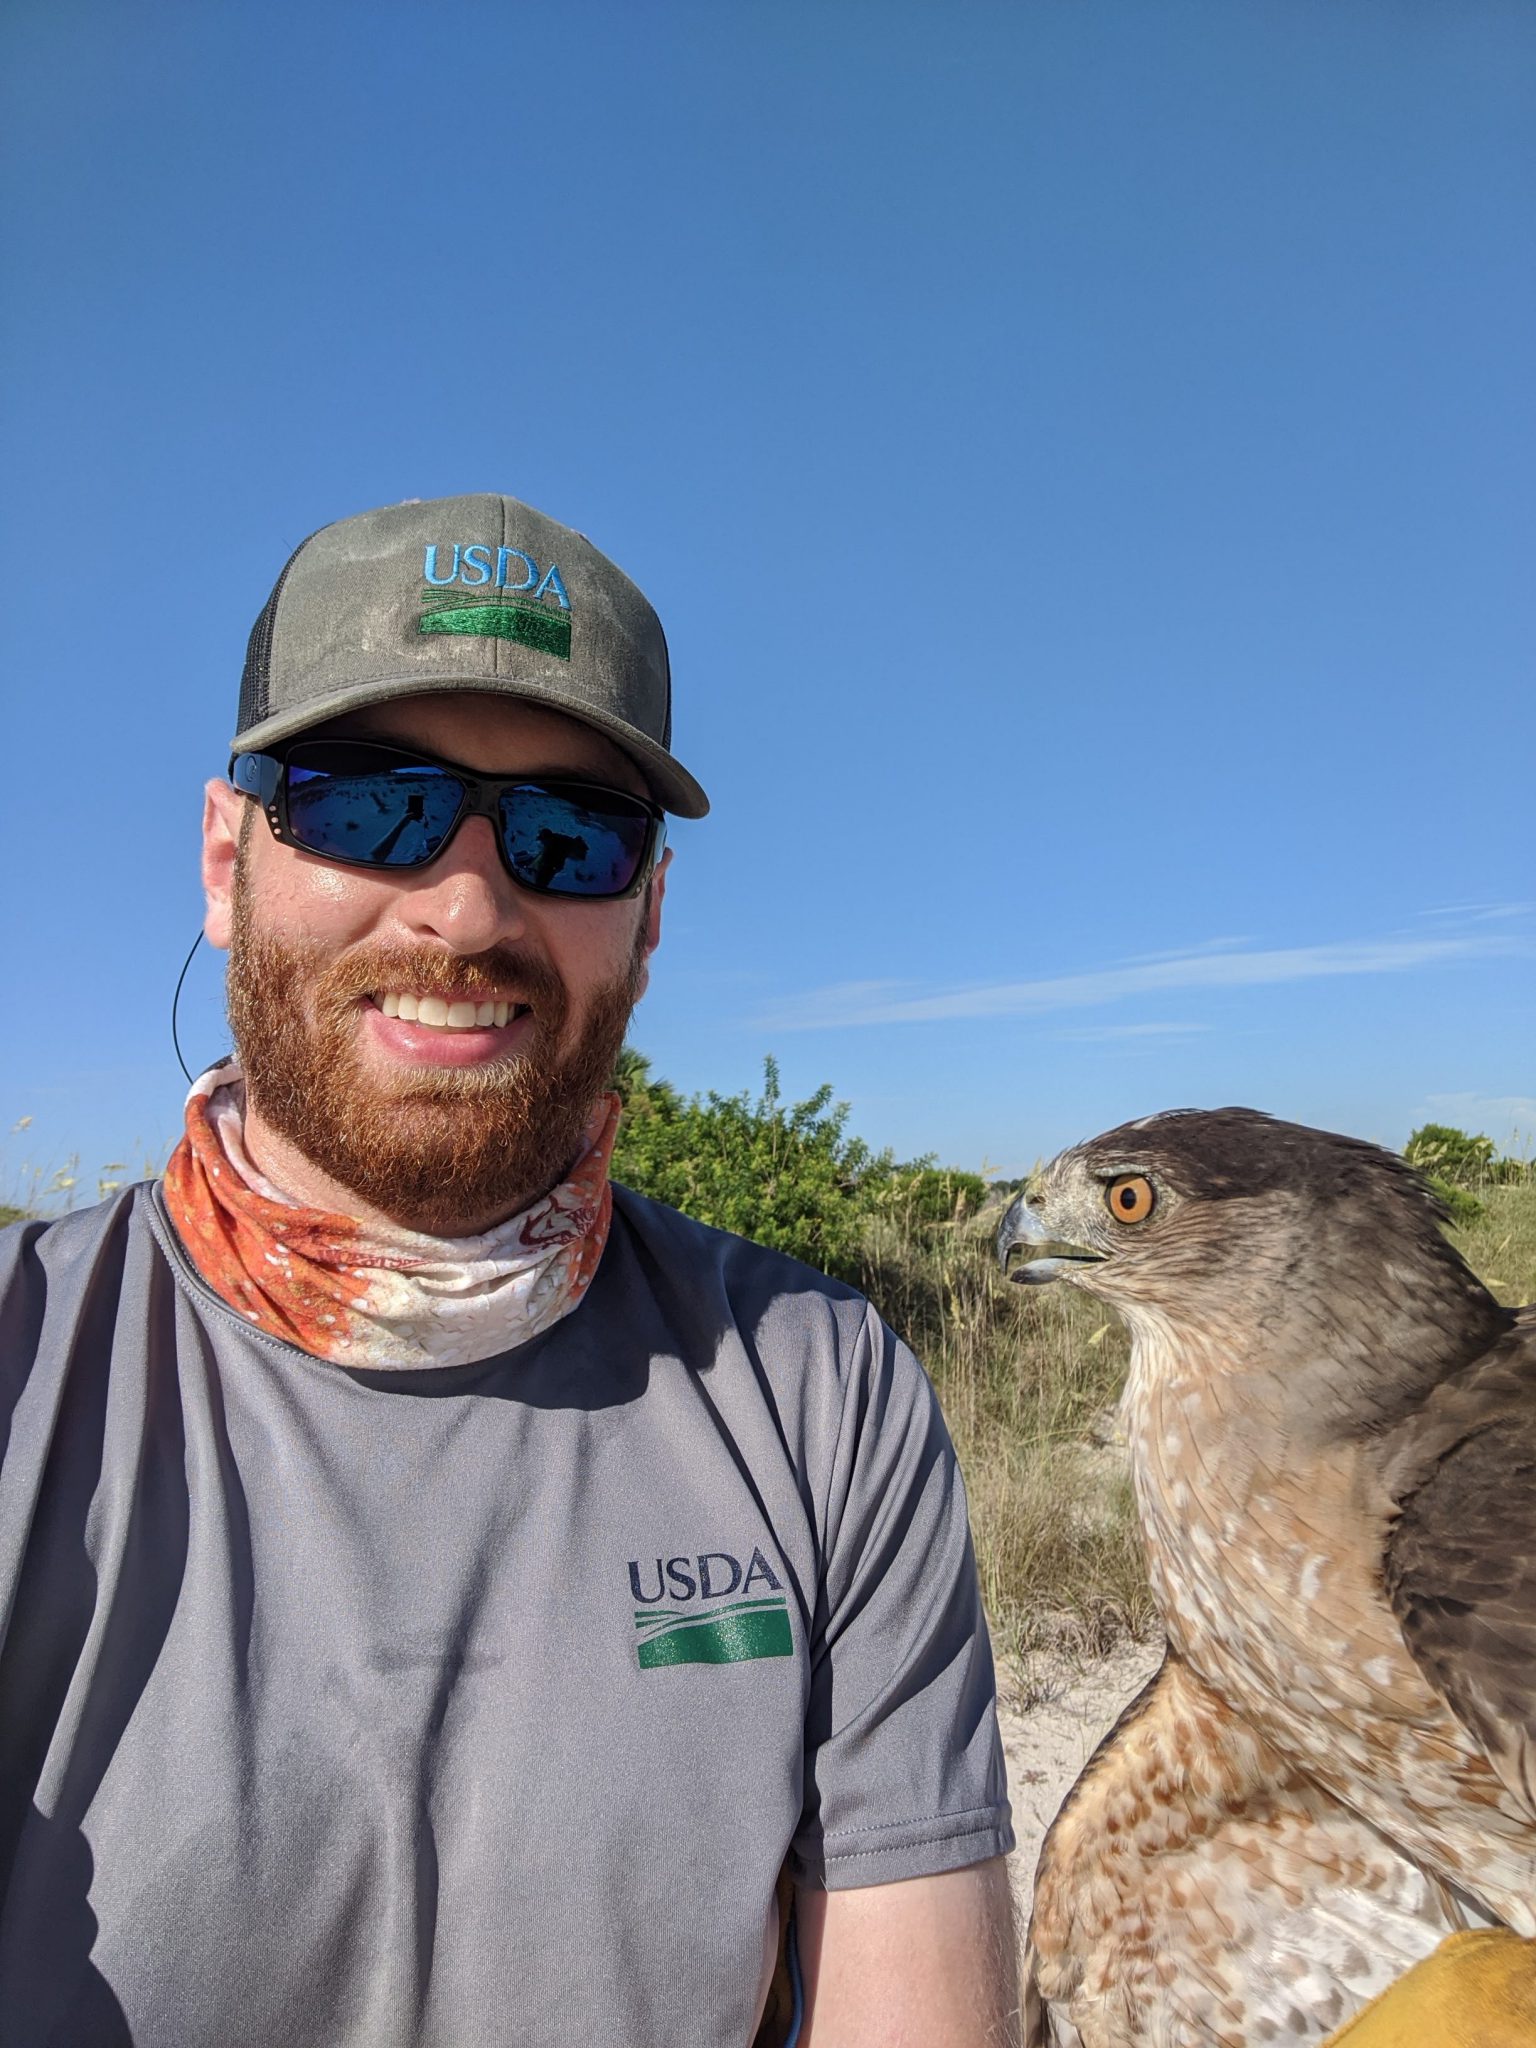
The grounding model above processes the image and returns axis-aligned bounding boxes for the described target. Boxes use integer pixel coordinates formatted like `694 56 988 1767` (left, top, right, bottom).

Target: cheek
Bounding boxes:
540 905 647 996
242 840 394 943
295 862 377 921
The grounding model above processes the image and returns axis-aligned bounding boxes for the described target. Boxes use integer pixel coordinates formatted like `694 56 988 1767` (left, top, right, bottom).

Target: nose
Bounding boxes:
393 815 530 954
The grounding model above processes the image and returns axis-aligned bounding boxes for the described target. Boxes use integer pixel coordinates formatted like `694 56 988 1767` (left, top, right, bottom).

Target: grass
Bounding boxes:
856 1180 1536 1705
1 1139 168 1228
1455 1179 1536 1306
858 1209 1155 1699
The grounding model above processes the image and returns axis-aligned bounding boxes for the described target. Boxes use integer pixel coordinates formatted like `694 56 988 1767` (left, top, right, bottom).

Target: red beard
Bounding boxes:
226 872 646 1236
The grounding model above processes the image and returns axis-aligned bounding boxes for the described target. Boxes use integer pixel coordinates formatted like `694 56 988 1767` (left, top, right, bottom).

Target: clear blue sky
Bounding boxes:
2 0 1532 1207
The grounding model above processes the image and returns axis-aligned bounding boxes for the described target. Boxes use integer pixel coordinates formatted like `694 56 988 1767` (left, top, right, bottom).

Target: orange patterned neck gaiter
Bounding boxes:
162 1059 620 1369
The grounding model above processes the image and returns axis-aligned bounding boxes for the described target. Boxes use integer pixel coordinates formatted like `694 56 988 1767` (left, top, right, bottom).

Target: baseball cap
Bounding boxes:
232 492 709 818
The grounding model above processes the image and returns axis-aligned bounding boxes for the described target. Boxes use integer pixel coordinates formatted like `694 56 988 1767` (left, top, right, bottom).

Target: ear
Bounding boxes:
645 847 670 954
202 778 246 951
632 847 670 1001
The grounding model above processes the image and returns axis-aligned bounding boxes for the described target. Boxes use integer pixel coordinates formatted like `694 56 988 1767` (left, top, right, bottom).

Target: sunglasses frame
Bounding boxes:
229 738 667 901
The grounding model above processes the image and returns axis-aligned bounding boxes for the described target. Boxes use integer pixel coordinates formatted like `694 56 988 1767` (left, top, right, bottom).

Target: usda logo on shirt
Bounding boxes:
626 1546 792 1669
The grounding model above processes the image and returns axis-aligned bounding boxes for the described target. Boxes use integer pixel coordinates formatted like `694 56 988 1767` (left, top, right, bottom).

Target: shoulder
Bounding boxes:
610 1181 875 1338
609 1181 863 1289
0 1186 155 1374
0 1191 158 1493
0 1185 146 1291
606 1181 940 1436
614 1179 876 1318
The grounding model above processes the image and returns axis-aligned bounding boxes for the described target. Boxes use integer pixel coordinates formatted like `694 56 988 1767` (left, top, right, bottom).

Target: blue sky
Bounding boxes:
1 0 1531 1205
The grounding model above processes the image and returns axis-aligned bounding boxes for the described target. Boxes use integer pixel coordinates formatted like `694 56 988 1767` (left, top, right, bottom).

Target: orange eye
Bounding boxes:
1105 1175 1155 1224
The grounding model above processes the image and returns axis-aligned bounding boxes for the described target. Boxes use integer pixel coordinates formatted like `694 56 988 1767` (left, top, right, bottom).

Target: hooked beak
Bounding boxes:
997 1192 1107 1286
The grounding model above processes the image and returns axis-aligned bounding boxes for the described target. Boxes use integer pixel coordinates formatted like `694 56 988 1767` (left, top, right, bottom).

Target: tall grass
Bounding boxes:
1455 1180 1536 1306
858 1209 1155 1696
0 1145 167 1228
857 1182 1536 1702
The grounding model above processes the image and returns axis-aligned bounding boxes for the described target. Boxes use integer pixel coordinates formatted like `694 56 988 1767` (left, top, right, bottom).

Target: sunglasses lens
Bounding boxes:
284 745 464 866
498 785 655 897
268 745 657 895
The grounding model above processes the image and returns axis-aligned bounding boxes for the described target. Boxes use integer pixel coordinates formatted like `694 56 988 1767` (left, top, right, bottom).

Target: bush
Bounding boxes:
611 1052 883 1282
1424 1176 1484 1227
1405 1123 1497 1187
865 1161 990 1230
609 1052 1005 1276
1405 1123 1535 1210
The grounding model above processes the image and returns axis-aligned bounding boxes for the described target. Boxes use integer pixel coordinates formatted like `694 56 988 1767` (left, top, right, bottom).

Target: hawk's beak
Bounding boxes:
997 1192 1106 1285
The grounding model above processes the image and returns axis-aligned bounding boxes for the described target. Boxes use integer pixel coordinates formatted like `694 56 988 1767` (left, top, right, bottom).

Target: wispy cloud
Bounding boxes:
1417 902 1533 924
1123 936 1253 966
1058 1021 1212 1042
756 931 1531 1031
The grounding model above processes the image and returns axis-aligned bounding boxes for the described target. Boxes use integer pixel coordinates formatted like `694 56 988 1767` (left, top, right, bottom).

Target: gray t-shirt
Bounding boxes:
0 1181 1012 2047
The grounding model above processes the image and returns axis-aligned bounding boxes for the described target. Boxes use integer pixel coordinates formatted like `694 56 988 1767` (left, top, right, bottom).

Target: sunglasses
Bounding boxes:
230 739 666 900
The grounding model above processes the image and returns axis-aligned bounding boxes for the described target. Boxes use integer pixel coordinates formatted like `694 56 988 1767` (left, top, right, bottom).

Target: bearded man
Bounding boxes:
0 494 1017 2048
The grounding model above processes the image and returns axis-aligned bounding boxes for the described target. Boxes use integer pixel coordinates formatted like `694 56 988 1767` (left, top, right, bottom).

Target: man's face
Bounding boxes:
201 692 668 1235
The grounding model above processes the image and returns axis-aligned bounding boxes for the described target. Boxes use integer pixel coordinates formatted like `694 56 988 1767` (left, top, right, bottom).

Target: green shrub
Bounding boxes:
865 1161 989 1229
1405 1123 1498 1187
1424 1175 1485 1227
1404 1124 1534 1211
611 1053 883 1281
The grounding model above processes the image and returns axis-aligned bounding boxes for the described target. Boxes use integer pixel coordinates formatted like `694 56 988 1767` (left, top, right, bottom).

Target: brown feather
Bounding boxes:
1383 1312 1536 1818
1000 1110 1536 2045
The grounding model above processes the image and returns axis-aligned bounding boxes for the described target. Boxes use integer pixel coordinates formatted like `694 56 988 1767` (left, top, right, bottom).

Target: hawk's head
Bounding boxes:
998 1109 1507 1418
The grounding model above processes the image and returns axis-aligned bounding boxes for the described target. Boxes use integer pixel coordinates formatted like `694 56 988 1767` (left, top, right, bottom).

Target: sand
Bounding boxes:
997 1637 1165 1938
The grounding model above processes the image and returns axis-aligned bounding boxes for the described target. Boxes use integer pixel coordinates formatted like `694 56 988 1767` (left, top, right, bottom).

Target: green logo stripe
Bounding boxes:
637 1604 793 1669
419 599 571 661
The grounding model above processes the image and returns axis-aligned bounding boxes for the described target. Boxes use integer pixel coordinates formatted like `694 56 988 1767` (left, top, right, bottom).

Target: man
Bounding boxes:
0 493 1018 2046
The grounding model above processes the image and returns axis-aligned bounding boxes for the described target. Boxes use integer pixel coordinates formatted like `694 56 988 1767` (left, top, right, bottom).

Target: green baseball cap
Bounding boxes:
232 492 709 818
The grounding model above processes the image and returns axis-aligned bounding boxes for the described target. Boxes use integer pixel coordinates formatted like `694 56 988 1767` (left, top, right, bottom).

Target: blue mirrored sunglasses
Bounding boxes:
230 739 666 900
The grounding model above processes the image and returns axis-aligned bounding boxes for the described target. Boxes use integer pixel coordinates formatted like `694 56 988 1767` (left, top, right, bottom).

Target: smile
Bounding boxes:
372 994 531 1030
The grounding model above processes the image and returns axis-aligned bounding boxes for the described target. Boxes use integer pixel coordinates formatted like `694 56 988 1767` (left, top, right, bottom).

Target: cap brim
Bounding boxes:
232 674 710 818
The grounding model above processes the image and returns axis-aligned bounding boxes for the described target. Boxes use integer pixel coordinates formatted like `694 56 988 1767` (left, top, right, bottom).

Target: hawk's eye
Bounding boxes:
1106 1175 1155 1224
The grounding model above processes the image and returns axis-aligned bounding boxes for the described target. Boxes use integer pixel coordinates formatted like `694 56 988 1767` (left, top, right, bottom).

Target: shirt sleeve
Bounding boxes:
790 1303 1014 1889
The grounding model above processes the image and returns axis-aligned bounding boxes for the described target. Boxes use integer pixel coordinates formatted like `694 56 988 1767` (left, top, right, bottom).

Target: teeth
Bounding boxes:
376 993 520 1031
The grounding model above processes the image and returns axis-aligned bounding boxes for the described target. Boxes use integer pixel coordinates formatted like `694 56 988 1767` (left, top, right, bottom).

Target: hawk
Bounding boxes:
996 1109 1536 2047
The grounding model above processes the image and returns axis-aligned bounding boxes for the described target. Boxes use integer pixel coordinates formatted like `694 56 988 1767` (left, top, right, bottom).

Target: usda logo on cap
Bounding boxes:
419 542 573 660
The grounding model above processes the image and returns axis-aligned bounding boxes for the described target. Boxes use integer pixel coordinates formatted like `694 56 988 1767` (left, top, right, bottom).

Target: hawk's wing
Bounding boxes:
1383 1309 1536 1817
1027 1654 1467 2048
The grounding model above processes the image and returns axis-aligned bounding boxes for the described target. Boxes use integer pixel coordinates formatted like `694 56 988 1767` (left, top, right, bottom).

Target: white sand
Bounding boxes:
997 1638 1165 1936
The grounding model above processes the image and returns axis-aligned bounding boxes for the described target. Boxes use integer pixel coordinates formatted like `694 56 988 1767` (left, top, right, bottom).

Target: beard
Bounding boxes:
226 871 646 1237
